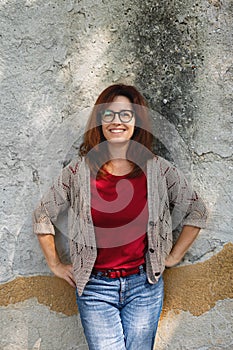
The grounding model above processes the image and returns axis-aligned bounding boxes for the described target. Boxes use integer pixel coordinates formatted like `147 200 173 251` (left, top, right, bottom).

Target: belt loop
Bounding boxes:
139 264 144 275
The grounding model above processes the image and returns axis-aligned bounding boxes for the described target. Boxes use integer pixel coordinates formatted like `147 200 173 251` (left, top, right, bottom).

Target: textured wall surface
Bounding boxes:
0 0 232 349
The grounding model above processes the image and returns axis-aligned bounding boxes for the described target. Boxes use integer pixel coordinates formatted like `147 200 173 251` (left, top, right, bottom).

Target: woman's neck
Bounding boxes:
104 159 133 176
107 141 129 159
105 142 132 176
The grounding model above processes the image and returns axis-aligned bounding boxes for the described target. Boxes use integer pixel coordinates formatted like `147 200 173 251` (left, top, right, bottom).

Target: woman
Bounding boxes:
33 84 208 350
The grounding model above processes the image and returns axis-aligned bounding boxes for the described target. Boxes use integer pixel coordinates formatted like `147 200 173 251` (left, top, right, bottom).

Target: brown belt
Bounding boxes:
92 264 145 279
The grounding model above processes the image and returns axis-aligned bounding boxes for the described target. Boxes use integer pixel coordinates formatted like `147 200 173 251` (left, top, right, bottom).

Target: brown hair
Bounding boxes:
79 84 155 177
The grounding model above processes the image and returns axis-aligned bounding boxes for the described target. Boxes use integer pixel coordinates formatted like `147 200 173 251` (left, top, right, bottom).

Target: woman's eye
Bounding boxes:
104 111 113 117
121 111 130 117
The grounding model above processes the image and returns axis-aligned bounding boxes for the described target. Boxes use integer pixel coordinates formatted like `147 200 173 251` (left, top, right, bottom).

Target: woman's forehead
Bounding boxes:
107 95 132 110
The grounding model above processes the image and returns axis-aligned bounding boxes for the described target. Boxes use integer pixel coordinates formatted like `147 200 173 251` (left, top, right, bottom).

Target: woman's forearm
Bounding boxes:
37 234 61 269
165 225 200 267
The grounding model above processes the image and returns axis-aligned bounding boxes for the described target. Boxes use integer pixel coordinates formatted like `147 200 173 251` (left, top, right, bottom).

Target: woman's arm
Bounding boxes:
161 157 208 230
33 160 80 288
165 225 200 267
157 157 208 267
37 234 76 288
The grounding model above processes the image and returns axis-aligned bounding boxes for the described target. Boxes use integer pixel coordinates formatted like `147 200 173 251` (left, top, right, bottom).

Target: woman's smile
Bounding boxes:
109 128 126 133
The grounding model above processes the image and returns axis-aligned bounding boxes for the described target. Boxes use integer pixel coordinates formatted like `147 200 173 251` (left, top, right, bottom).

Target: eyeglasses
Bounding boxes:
101 109 135 123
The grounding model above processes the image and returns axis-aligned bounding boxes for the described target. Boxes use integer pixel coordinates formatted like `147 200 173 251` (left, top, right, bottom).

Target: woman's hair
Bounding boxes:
79 84 155 177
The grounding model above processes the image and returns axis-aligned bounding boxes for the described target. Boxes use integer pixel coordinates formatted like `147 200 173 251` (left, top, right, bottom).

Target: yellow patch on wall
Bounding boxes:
163 242 233 316
0 243 232 317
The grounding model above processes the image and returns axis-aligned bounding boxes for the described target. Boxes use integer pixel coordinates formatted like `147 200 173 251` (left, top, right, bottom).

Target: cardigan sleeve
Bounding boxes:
33 161 76 235
161 158 208 229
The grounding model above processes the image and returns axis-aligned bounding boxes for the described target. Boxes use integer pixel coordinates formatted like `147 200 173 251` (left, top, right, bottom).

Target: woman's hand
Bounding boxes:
50 262 76 288
165 252 181 268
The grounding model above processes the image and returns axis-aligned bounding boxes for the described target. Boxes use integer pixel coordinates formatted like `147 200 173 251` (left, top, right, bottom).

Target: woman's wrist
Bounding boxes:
165 251 183 267
47 259 62 271
165 226 200 268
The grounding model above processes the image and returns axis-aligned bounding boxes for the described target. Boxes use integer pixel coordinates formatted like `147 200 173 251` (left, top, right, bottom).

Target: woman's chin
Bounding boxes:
107 137 129 144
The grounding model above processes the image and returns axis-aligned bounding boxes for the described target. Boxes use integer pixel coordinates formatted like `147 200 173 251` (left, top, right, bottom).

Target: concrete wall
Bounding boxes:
0 0 232 349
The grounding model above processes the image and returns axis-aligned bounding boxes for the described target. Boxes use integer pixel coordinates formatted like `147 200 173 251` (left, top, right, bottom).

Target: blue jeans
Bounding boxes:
76 267 164 350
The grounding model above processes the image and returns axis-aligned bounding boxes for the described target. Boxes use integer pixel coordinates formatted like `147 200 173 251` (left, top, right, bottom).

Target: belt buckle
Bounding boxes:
108 270 121 278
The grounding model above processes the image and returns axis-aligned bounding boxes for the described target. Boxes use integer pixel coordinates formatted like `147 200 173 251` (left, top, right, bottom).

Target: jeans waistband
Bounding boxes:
91 264 146 279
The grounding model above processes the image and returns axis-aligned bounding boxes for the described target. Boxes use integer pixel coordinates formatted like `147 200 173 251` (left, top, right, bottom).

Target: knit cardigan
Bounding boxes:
33 155 208 296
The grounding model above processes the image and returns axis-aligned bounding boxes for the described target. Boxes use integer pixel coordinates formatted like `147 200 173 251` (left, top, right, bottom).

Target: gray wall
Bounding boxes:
0 1 232 349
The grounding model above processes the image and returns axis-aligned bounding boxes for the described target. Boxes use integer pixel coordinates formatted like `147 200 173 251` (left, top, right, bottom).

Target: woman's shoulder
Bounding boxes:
147 156 184 183
148 155 175 169
63 155 86 175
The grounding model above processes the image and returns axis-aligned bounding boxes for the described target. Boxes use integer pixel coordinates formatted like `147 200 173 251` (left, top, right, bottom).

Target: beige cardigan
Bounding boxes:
33 156 208 295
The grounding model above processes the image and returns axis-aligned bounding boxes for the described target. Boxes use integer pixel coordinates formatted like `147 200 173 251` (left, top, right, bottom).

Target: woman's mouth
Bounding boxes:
109 128 126 133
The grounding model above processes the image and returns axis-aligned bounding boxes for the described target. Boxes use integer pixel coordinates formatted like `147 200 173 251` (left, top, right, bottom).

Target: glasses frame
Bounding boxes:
101 109 135 123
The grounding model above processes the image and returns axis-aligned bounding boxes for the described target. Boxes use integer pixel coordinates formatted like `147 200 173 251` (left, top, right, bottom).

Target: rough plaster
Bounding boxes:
0 297 232 350
0 298 87 350
0 0 232 348
155 299 233 350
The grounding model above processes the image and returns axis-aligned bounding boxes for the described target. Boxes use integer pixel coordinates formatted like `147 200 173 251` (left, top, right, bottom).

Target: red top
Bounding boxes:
91 170 148 270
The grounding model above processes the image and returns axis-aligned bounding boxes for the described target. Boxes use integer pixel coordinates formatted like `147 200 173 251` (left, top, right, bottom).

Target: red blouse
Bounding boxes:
91 170 148 270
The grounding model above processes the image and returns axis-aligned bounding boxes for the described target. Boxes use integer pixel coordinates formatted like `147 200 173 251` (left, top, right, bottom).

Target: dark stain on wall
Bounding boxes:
134 2 204 124
121 1 207 159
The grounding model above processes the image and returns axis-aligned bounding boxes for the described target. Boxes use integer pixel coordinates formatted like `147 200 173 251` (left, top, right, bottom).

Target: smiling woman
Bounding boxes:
79 84 154 178
33 84 208 350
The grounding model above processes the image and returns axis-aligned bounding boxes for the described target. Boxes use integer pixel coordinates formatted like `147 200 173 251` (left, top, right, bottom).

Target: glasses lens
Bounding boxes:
119 110 134 122
101 110 134 123
101 110 114 122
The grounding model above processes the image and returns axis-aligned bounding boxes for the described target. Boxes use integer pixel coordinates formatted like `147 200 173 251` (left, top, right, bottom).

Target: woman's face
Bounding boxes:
101 95 135 144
